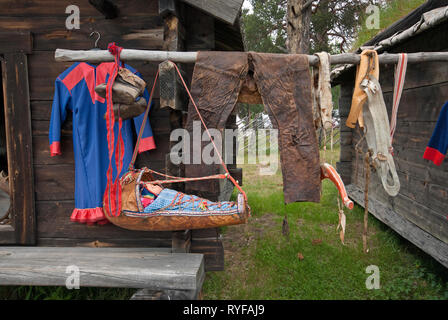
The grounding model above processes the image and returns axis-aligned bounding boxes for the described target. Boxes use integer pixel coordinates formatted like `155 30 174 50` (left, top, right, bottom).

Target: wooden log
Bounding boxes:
180 0 244 25
0 0 158 17
88 0 120 19
379 61 448 94
0 16 163 51
159 0 178 18
172 230 192 253
35 200 173 242
0 225 15 244
34 165 75 201
0 247 205 291
184 8 215 51
349 161 448 245
55 48 198 63
55 49 448 66
0 31 32 54
30 51 159 101
159 60 188 110
2 53 36 245
37 237 172 248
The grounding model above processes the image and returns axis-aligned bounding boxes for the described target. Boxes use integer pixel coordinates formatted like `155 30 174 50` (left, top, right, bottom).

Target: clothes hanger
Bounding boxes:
89 31 101 51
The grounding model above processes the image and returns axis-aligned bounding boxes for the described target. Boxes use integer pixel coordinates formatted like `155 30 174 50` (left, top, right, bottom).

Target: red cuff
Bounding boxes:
138 136 156 153
423 147 445 166
50 141 62 157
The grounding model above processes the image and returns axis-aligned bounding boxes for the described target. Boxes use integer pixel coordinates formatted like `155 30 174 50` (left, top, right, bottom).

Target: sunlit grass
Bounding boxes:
203 148 448 300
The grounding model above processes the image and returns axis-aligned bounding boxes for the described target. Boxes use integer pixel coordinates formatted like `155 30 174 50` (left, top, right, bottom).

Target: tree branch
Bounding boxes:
302 0 316 13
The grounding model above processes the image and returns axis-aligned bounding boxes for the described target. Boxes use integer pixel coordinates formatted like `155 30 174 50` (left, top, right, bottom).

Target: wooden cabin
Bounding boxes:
0 0 245 273
334 0 448 268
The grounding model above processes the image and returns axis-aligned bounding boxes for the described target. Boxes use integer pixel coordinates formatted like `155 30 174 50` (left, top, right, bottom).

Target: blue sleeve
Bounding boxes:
49 78 71 156
423 102 448 166
133 72 156 153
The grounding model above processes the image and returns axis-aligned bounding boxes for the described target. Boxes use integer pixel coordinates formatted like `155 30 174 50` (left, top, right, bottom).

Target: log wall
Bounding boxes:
337 21 448 266
0 0 243 257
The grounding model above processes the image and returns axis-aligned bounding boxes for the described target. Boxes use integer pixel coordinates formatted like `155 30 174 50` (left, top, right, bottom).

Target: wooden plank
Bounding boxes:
30 99 165 121
336 161 352 185
35 159 166 201
347 184 448 268
0 0 158 17
88 0 119 19
158 0 178 18
190 229 225 271
37 237 172 248
34 165 74 201
29 51 159 101
386 21 448 54
185 7 215 51
0 31 32 53
380 61 448 94
0 247 205 290
2 53 36 245
190 236 224 272
33 136 74 165
35 200 173 242
214 19 244 51
191 228 221 239
382 82 448 122
0 224 15 244
0 16 162 51
180 0 244 25
32 118 170 137
348 160 448 244
162 10 185 52
172 229 192 253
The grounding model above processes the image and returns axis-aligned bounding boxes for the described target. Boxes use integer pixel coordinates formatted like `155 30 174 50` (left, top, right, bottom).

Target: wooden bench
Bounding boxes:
0 247 205 300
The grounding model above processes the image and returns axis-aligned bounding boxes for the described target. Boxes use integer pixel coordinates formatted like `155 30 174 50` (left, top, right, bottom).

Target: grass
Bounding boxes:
352 0 427 51
1 148 447 300
202 148 448 300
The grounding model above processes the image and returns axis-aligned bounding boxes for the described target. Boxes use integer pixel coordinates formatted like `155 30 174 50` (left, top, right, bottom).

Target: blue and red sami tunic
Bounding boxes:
423 101 448 166
49 62 156 224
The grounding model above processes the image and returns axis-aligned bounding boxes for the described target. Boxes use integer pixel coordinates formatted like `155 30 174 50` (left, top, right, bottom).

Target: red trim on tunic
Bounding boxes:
50 141 62 156
62 63 96 104
70 207 109 225
423 147 445 166
95 62 116 103
138 136 156 153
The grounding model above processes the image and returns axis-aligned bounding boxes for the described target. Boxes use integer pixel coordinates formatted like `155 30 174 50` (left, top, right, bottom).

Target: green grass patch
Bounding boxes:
202 148 448 300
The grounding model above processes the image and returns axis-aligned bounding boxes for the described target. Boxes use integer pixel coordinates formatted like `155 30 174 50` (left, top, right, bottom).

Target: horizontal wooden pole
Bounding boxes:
327 52 448 65
55 49 448 66
55 49 198 64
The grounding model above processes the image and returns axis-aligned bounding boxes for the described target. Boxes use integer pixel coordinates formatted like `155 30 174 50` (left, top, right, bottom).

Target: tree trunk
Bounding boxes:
287 0 312 54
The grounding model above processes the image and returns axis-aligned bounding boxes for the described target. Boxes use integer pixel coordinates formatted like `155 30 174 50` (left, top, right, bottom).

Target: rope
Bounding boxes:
125 60 247 204
362 149 374 254
105 42 124 217
170 61 247 203
128 70 159 170
389 53 408 154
